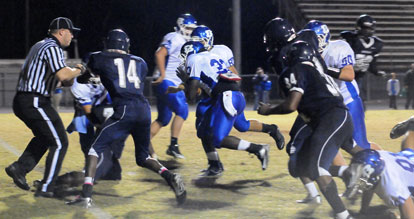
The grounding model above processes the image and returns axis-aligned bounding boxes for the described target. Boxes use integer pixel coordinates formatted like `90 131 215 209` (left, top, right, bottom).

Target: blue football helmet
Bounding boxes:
105 29 130 52
179 41 205 63
344 149 385 199
191 25 214 50
304 20 330 53
175 13 198 40
285 41 316 67
263 17 296 52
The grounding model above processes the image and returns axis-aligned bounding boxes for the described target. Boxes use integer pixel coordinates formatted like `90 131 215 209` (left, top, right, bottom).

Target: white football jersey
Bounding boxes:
187 51 230 89
375 150 414 207
209 45 235 68
322 40 358 105
156 32 187 85
71 79 107 106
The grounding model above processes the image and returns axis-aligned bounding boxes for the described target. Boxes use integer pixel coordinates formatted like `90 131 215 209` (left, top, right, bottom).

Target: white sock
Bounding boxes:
84 177 93 185
338 166 348 177
237 139 251 151
336 210 350 219
304 182 319 197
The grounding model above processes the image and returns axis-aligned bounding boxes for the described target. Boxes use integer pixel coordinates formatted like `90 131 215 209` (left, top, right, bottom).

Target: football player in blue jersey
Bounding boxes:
344 134 414 218
190 25 285 151
340 14 385 109
150 13 197 159
173 41 284 178
66 29 186 207
259 40 358 219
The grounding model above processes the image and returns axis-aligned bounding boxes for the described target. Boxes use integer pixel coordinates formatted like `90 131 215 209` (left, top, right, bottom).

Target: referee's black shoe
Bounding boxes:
5 163 30 191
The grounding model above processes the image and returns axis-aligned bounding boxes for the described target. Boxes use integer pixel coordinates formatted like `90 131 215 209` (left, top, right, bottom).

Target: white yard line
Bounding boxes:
0 136 113 219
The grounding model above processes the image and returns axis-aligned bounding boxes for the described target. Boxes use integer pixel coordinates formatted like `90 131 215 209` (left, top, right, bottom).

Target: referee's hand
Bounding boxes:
75 64 87 75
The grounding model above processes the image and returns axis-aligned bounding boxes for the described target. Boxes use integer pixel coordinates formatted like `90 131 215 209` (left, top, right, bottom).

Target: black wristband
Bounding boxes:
326 67 341 79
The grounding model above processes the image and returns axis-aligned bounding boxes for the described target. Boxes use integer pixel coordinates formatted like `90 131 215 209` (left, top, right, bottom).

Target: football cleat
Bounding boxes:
390 116 414 139
166 173 187 205
199 162 224 178
254 144 269 170
166 144 185 159
5 163 30 191
296 194 322 205
268 124 285 150
34 189 54 198
65 195 93 208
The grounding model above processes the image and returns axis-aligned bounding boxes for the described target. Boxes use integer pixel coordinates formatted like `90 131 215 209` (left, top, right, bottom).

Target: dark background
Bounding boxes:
0 0 279 76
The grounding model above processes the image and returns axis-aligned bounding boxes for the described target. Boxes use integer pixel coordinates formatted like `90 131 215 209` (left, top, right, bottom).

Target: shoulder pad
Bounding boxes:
340 30 356 39
372 36 383 43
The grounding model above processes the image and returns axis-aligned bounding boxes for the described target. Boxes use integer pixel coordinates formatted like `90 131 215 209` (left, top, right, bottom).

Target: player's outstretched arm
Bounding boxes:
257 91 301 115
400 197 414 219
359 189 375 214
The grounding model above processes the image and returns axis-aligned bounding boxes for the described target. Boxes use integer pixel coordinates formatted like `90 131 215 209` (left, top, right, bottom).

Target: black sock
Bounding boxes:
82 184 93 198
329 166 341 177
320 180 346 214
171 137 178 146
246 143 262 153
161 169 173 180
262 124 273 133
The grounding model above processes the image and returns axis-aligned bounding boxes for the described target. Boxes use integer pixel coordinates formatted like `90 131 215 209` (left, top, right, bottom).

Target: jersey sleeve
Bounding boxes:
187 55 201 80
159 33 175 54
71 82 93 105
135 57 148 89
44 46 66 74
337 41 355 68
279 67 306 96
219 45 235 67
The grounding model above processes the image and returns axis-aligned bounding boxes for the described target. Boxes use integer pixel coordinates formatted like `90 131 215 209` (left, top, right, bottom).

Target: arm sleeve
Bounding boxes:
159 33 174 54
44 46 66 73
188 55 201 80
71 83 93 105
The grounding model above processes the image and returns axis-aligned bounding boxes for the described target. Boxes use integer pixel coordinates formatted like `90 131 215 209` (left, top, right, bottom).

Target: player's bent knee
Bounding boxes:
175 108 189 121
156 117 171 127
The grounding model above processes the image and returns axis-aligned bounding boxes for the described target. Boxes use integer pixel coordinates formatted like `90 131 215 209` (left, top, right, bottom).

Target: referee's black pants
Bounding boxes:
12 92 68 192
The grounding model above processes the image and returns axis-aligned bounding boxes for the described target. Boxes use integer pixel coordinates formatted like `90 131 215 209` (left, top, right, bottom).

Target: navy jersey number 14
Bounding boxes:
114 58 141 89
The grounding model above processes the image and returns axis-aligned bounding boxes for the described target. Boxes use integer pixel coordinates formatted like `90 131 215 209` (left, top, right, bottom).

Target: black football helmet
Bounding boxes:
105 29 130 52
285 41 316 66
263 17 296 52
356 14 376 38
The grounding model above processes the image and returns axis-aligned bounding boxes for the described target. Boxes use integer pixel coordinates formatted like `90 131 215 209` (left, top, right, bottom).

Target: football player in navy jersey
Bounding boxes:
259 41 357 219
66 29 186 207
340 14 385 108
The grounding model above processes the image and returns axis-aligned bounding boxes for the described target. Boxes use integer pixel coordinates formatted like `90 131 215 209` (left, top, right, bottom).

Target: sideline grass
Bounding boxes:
0 110 411 218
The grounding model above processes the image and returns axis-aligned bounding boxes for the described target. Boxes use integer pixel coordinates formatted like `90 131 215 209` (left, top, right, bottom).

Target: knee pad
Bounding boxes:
156 113 172 127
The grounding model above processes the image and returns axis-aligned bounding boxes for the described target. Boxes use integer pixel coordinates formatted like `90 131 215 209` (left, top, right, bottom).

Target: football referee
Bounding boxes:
5 17 85 197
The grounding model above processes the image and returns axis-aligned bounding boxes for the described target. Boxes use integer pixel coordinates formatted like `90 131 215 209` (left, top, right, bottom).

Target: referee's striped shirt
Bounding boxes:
17 36 66 97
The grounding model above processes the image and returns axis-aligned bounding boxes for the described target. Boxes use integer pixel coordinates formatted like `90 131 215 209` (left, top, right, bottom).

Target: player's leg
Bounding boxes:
302 108 353 218
390 115 414 139
212 91 270 170
233 112 285 150
166 87 188 159
132 109 186 205
150 81 174 158
69 108 131 207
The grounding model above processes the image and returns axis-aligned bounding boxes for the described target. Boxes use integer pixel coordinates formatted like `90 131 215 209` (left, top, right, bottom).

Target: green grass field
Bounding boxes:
0 110 411 219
